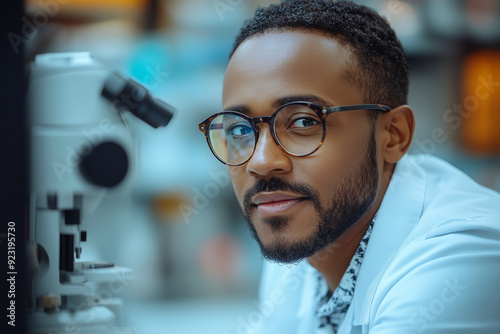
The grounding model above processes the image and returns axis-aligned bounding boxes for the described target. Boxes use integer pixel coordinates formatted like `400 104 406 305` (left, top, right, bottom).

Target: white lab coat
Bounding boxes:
253 154 500 334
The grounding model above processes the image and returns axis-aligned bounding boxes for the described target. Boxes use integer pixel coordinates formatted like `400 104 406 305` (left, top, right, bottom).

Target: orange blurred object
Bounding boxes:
153 192 191 224
26 0 147 10
25 0 148 21
461 50 500 154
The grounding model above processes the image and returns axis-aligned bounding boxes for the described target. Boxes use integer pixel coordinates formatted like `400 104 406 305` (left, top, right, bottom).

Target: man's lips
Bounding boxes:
251 192 307 217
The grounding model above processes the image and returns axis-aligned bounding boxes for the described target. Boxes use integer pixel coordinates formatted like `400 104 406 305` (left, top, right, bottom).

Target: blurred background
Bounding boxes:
6 0 500 333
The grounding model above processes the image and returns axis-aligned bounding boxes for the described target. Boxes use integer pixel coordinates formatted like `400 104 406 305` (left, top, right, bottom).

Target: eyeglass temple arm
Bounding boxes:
208 123 223 130
325 104 391 114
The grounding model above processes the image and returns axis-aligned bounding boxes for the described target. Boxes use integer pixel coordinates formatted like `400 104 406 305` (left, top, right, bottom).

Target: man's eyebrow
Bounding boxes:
223 104 248 113
274 95 330 107
223 95 331 115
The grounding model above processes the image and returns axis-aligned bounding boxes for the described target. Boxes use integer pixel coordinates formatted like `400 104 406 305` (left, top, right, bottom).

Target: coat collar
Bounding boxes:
350 154 427 326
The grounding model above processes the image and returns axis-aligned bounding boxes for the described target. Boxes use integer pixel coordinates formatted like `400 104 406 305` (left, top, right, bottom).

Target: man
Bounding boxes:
198 1 500 333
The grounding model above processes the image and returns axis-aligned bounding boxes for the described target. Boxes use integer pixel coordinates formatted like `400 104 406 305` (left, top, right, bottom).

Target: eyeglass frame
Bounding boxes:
198 101 391 166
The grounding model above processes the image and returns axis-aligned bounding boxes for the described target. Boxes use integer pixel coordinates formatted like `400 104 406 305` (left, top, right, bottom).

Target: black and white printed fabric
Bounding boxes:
315 220 375 334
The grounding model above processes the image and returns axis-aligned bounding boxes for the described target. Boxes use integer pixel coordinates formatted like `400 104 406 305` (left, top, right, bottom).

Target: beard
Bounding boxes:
242 129 379 264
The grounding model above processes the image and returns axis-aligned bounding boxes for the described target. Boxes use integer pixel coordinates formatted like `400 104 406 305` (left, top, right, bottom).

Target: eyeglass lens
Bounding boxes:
208 104 324 165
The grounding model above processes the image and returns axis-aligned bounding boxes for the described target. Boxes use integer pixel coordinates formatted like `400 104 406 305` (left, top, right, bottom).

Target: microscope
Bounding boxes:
26 52 175 333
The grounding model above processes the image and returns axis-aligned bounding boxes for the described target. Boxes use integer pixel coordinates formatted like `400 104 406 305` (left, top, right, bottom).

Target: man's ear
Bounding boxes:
379 105 415 164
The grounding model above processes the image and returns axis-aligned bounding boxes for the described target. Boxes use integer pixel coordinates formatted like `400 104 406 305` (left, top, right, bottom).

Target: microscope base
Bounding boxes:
27 305 135 334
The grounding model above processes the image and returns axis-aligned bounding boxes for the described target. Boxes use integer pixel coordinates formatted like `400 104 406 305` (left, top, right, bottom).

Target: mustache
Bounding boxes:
243 177 319 211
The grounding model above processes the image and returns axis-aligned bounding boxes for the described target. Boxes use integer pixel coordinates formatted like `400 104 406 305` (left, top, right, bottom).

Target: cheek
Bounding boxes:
228 167 247 206
298 126 371 196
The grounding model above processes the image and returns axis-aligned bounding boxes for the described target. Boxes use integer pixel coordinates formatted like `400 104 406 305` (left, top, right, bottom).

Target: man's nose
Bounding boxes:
245 125 292 177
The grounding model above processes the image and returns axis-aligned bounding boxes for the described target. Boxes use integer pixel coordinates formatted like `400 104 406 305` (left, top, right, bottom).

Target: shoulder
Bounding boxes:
367 155 500 333
394 154 500 224
370 221 500 333
369 157 500 332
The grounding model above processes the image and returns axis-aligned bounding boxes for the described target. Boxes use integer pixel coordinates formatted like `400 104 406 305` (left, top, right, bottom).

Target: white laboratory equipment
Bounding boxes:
26 52 175 334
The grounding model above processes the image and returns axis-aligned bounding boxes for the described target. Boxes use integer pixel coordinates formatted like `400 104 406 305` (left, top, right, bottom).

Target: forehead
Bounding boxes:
222 30 362 112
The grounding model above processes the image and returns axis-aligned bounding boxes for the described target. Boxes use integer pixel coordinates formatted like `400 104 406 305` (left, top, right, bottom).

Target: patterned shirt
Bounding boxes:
315 220 375 333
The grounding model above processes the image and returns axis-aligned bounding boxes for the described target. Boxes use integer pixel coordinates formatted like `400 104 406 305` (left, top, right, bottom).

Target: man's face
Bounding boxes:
223 31 381 263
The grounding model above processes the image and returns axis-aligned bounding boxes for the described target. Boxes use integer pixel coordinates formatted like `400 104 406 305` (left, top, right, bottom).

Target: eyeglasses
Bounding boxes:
198 101 390 166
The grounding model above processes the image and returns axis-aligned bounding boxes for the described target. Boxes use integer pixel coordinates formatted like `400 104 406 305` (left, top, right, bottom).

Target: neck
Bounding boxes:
307 214 373 292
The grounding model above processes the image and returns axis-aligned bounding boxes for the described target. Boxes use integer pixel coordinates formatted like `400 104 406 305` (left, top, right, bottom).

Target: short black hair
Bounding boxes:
230 0 409 109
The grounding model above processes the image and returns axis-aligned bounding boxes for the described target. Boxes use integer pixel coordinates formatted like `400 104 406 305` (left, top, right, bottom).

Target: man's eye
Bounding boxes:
227 124 253 136
290 118 320 129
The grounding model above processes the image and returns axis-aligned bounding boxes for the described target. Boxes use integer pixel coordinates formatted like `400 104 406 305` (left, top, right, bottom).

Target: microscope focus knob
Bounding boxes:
79 141 129 188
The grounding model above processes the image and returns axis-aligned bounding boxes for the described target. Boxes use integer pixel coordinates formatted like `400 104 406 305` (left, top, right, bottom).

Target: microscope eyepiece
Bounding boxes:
102 72 175 128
